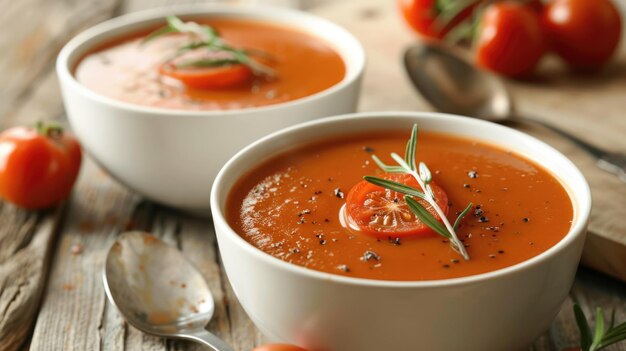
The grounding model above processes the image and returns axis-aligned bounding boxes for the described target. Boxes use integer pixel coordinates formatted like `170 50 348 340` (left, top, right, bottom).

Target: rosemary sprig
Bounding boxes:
143 16 274 77
574 303 626 351
365 124 472 260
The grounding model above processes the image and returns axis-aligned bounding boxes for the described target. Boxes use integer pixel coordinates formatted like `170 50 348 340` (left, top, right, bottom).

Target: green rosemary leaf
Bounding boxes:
419 162 432 184
166 15 188 33
453 202 473 230
609 309 616 330
404 124 418 171
590 308 606 351
363 176 427 200
574 304 593 351
404 196 451 238
371 155 405 173
598 321 626 349
175 58 241 68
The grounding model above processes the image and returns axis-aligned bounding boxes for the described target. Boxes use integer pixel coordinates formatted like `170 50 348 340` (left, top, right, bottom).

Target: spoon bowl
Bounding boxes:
404 44 512 122
103 231 233 350
403 43 626 182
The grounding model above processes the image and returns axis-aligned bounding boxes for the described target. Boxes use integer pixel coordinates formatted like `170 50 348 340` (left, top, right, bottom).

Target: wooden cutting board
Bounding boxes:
312 0 626 281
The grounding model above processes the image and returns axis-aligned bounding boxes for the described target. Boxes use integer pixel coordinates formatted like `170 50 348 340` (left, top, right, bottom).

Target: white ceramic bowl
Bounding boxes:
210 112 591 351
57 5 365 210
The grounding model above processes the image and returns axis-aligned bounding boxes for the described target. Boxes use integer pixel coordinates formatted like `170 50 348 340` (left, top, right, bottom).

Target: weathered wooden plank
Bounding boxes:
0 205 62 351
0 0 123 348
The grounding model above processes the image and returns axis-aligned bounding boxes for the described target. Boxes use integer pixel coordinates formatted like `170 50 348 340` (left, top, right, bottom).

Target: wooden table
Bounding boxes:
0 0 624 350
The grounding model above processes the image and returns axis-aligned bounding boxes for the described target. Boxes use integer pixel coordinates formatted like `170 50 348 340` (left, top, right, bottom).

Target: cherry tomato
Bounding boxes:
159 63 252 90
0 122 82 209
475 2 547 77
542 0 622 68
252 344 308 351
398 0 479 40
345 174 449 238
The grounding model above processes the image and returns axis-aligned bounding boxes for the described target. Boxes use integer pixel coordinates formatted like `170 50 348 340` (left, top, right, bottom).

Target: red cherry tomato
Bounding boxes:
0 122 82 209
252 344 308 351
475 2 547 77
398 0 479 40
345 173 449 238
159 63 252 90
542 0 622 69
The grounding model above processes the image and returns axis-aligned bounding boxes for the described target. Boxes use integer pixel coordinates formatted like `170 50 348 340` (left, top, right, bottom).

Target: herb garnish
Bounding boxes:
143 16 274 77
573 303 626 351
364 124 472 260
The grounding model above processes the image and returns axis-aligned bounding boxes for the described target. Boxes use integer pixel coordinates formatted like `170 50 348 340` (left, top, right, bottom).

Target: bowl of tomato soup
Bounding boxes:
56 5 364 210
210 112 591 351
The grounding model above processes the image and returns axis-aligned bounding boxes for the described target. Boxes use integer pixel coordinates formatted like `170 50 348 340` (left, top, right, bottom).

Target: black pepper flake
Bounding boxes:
291 248 301 254
389 237 402 245
463 183 471 188
362 250 381 262
319 239 326 245
328 177 334 182
314 190 322 195
475 205 482 209
478 216 489 223
337 264 350 272
474 208 484 217
362 146 375 153
324 218 330 223
297 218 306 224
443 264 450 269
451 259 460 264
522 217 530 223
334 188 345 199
498 250 505 254
315 233 324 238
489 254 496 259
468 170 479 179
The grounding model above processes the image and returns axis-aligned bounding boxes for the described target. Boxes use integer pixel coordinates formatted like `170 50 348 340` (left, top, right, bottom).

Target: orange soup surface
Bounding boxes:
75 18 346 110
227 131 574 281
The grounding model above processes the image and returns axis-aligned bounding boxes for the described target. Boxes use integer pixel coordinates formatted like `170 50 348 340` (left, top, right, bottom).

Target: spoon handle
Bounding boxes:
520 116 626 183
186 329 236 351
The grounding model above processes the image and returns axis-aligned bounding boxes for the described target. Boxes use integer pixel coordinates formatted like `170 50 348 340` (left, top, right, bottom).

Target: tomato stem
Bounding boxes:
36 121 64 139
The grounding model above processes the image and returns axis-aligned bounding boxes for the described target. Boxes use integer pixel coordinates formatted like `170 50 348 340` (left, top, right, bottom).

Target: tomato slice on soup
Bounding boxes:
345 173 449 237
159 63 252 90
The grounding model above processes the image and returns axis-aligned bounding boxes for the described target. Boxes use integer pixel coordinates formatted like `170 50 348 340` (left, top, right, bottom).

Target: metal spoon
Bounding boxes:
403 43 626 183
102 231 234 351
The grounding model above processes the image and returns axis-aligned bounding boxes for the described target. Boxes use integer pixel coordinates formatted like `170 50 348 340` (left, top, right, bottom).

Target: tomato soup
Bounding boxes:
75 18 345 110
226 131 574 281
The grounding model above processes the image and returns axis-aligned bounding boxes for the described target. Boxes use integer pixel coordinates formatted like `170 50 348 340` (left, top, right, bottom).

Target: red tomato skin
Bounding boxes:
0 126 82 209
475 2 547 77
252 344 308 351
542 0 622 68
160 63 252 90
398 0 478 40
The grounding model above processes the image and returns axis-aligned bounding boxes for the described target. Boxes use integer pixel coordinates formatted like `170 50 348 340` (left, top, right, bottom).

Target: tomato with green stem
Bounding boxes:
542 0 622 69
474 1 547 77
345 173 449 238
0 122 82 209
398 0 480 40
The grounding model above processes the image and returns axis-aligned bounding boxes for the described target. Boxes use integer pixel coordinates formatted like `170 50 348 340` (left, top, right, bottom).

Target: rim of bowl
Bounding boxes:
210 111 592 289
56 4 365 117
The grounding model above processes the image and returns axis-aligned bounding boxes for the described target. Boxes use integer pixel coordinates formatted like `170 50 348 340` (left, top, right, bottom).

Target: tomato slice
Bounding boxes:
159 63 252 90
345 174 449 238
